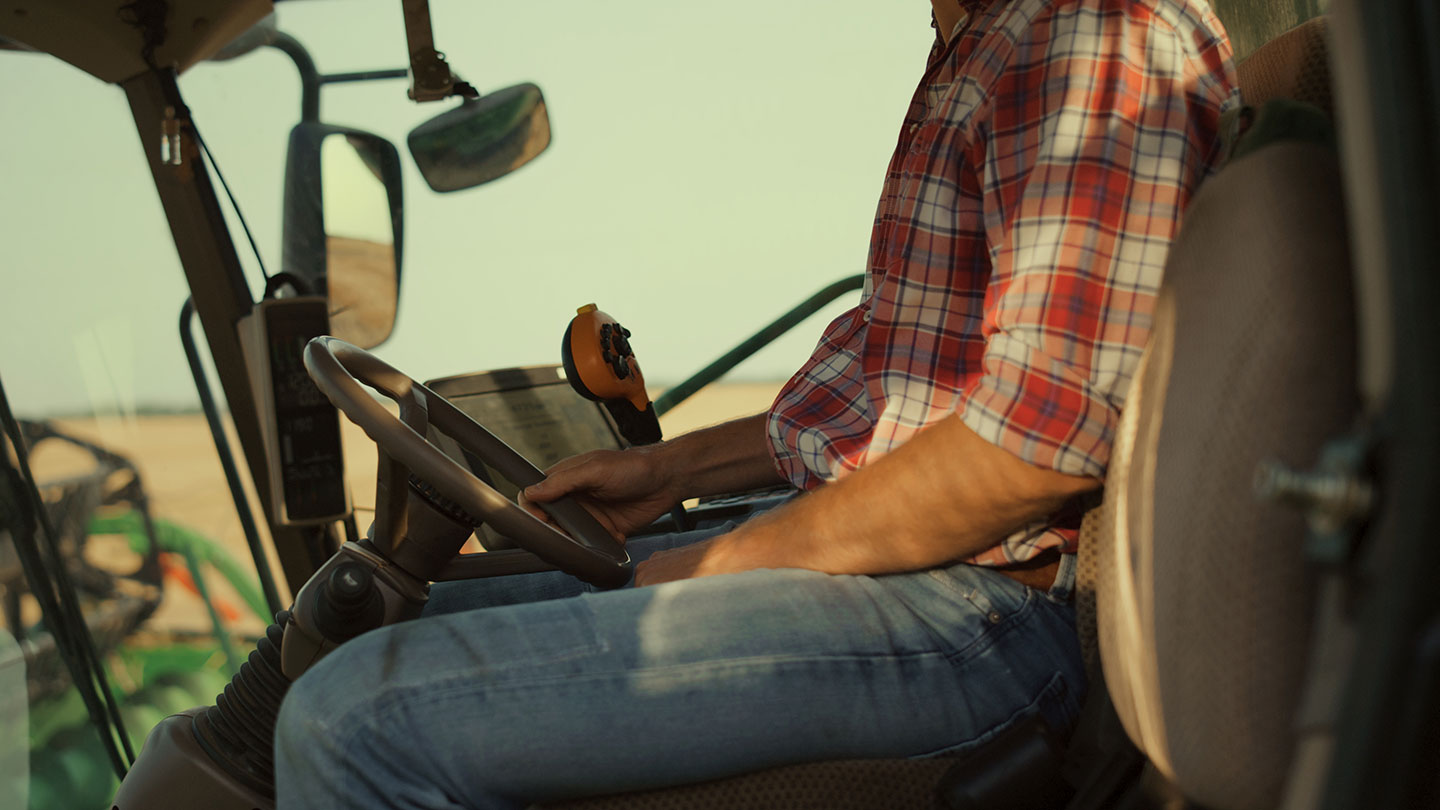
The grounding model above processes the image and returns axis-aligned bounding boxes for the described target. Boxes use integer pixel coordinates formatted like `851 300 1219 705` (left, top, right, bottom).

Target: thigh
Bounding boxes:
278 562 1085 808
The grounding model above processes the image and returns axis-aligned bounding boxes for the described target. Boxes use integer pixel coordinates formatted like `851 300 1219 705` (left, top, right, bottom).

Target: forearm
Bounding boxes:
655 412 785 501
698 414 1099 577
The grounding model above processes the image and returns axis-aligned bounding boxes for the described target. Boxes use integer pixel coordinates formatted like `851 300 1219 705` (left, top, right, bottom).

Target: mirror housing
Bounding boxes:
282 123 404 349
407 82 551 192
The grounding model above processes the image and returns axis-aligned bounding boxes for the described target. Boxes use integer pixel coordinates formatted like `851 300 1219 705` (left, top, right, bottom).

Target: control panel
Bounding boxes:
237 297 351 526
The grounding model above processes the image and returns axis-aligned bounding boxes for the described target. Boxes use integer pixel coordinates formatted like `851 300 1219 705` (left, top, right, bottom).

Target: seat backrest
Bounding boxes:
1075 9 1338 694
1236 17 1332 117
1085 21 1358 810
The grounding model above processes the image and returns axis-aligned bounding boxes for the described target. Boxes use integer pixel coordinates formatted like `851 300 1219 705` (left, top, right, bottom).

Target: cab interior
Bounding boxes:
1 1 1437 809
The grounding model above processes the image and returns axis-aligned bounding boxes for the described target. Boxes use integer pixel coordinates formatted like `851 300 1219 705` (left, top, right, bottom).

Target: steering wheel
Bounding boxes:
302 336 631 588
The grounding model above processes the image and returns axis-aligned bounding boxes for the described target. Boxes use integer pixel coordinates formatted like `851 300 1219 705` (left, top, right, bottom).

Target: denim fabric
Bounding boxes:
274 527 1084 809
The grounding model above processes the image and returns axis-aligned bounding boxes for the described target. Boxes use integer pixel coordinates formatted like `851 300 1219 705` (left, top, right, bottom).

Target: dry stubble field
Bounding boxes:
37 383 782 637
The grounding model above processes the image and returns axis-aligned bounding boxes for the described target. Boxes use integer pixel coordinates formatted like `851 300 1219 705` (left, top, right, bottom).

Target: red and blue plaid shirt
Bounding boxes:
767 0 1238 565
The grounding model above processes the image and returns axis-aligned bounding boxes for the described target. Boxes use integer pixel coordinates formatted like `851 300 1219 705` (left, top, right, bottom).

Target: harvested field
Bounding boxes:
32 383 782 637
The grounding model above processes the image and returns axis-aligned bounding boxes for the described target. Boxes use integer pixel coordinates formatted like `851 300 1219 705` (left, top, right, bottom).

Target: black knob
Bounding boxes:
327 563 372 608
313 561 383 642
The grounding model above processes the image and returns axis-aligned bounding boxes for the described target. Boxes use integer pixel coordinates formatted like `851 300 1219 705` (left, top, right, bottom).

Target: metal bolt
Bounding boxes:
1253 458 1375 535
160 106 183 167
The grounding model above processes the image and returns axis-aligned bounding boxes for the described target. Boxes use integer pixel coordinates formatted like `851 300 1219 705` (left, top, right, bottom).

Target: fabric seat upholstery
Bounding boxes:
1236 17 1332 114
1095 131 1354 810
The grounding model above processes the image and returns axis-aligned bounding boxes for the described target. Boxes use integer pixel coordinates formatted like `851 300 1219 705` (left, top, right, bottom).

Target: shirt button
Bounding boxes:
908 123 920 133
862 310 872 322
987 611 1003 624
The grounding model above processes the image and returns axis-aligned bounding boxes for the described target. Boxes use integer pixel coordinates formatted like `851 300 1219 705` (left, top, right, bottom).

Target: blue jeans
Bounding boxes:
274 522 1084 809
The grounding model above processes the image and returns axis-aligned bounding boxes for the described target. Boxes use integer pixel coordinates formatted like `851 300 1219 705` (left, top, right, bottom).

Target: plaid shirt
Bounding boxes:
767 0 1238 565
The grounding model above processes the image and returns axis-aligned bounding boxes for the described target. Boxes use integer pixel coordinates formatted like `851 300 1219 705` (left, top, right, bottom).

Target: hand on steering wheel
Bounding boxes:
518 446 682 540
302 336 631 588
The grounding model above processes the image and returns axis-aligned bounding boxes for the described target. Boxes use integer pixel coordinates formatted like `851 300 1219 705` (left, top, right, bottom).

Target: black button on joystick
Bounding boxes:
328 563 372 608
313 561 383 641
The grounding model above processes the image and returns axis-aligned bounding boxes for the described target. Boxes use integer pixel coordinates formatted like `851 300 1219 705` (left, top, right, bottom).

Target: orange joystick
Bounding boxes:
561 304 663 445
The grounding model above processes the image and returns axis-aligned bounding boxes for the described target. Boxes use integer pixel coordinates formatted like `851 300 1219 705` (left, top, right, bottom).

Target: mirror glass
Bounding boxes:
407 82 551 192
321 134 398 348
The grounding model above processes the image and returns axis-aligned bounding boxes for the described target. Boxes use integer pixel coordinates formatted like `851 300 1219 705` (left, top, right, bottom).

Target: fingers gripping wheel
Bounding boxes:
302 337 631 588
561 304 663 445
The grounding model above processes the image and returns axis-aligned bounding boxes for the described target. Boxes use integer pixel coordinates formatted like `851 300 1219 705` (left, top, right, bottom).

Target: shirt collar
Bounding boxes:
931 1 986 48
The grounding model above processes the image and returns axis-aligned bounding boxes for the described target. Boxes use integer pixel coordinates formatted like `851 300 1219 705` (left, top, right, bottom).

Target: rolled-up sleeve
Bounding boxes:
959 0 1231 479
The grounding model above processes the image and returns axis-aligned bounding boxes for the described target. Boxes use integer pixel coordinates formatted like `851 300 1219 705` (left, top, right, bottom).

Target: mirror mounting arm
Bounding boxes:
399 0 478 103
264 31 322 123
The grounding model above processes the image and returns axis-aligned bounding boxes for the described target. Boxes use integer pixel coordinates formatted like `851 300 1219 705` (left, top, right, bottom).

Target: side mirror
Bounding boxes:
282 124 404 349
407 82 551 192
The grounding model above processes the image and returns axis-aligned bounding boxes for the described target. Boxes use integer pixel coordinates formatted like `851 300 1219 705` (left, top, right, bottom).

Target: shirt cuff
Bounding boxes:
958 332 1117 479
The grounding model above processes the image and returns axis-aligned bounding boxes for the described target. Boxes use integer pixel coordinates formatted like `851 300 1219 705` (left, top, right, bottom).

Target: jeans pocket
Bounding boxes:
926 564 1035 625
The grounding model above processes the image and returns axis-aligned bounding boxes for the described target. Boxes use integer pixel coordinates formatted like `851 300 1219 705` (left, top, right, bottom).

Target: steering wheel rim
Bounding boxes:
302 336 631 588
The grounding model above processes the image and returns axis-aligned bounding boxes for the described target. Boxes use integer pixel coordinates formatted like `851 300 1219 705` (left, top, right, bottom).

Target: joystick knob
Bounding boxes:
561 304 663 445
327 563 372 608
313 561 383 641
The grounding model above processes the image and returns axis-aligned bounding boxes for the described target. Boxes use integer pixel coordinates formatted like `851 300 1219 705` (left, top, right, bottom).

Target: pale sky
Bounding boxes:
0 1 934 417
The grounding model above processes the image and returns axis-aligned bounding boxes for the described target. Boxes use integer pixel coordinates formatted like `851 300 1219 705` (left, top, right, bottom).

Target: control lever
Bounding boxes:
561 305 688 530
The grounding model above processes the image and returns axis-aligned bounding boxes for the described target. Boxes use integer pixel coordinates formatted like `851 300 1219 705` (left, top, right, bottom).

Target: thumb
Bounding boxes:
523 466 591 503
521 479 555 502
516 491 562 529
523 451 617 503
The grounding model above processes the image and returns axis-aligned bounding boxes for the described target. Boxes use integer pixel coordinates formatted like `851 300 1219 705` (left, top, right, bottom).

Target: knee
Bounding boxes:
275 659 334 764
274 641 372 768
274 647 376 808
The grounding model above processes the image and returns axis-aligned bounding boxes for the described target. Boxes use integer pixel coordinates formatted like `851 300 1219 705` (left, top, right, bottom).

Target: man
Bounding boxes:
276 1 1237 807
